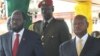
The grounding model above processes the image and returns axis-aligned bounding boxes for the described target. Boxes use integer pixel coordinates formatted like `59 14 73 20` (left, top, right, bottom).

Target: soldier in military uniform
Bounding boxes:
33 0 71 56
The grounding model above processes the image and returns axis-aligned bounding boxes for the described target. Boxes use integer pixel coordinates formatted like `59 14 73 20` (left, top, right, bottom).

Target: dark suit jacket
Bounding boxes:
33 18 71 56
0 29 44 56
59 35 100 56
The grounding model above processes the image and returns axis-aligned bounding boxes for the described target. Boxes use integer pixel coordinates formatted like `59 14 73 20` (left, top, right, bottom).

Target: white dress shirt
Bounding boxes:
76 34 88 49
12 28 24 48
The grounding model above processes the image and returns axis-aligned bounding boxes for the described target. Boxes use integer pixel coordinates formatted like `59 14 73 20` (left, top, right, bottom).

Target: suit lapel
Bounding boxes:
47 18 55 28
72 38 78 56
66 38 77 56
42 19 55 34
40 22 44 34
16 29 27 56
6 32 13 56
45 19 55 31
80 35 94 56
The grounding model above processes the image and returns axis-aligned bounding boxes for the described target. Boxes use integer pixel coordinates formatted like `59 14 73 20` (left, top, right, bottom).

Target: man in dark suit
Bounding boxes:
0 10 44 56
59 15 100 56
33 0 71 56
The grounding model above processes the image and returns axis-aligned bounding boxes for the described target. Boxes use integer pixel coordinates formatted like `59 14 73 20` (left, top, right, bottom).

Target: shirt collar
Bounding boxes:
13 28 24 36
76 33 88 41
76 33 88 47
43 17 53 23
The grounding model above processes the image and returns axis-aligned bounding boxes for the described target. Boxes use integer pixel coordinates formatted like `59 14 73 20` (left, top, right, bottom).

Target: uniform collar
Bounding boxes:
43 17 53 23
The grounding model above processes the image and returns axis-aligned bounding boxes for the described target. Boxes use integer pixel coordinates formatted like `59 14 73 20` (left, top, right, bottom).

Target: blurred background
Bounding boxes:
0 0 100 35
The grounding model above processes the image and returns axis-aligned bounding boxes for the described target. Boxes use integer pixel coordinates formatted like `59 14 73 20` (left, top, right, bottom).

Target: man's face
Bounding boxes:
11 11 24 32
41 5 53 21
73 18 88 37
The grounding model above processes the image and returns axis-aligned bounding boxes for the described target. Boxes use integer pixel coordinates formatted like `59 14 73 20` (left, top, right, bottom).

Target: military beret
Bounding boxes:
38 0 53 8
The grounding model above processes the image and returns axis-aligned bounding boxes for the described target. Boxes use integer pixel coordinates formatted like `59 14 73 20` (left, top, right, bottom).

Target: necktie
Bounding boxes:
43 22 48 31
12 34 19 56
76 39 82 56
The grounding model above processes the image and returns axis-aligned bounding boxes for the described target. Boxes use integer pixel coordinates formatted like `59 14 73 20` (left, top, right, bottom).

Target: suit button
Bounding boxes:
51 36 54 38
42 42 44 46
41 35 44 40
